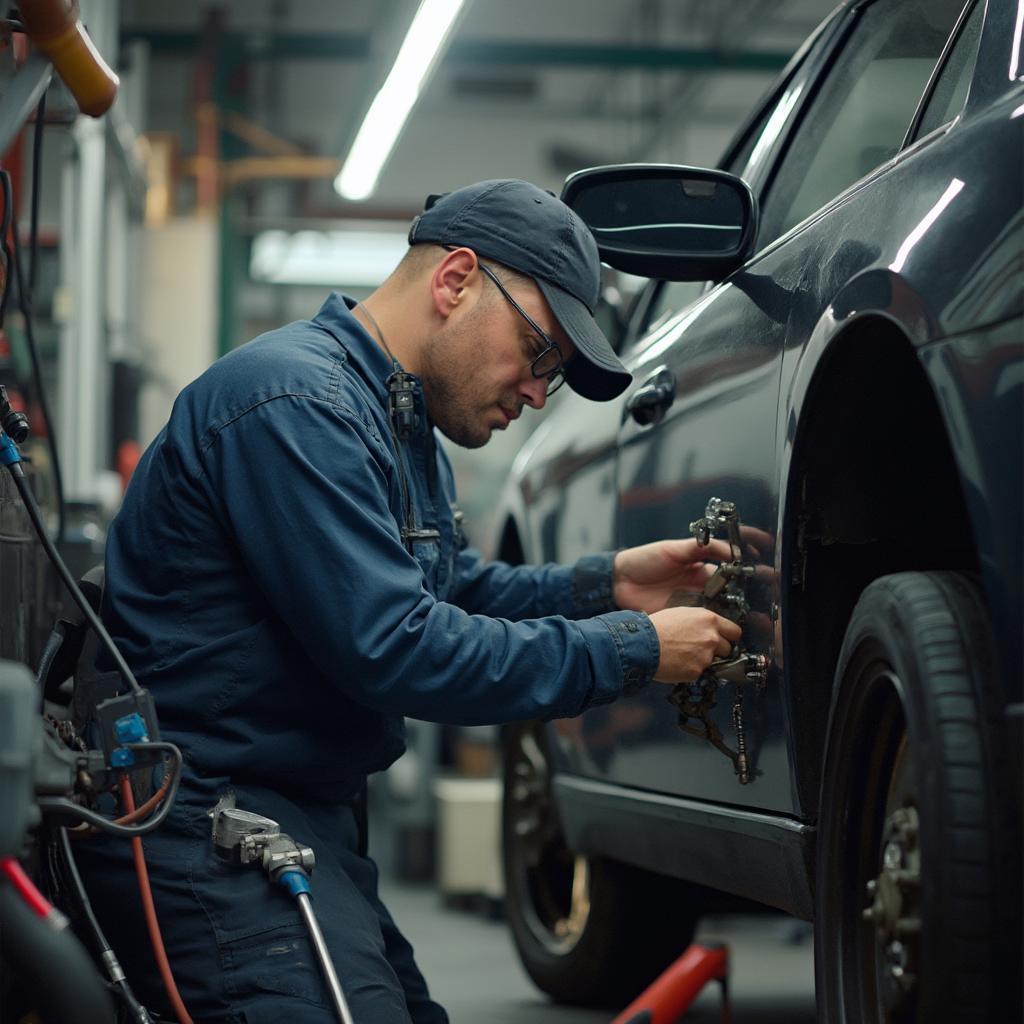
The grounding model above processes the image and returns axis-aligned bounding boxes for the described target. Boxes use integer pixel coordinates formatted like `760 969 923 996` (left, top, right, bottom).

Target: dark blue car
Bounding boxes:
496 1 1022 1020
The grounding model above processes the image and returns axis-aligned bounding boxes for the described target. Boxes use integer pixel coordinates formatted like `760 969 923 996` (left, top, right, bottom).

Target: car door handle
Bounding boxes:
625 368 675 426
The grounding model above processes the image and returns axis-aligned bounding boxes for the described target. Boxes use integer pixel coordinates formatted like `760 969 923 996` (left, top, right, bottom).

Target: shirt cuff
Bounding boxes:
570 552 617 616
568 609 659 715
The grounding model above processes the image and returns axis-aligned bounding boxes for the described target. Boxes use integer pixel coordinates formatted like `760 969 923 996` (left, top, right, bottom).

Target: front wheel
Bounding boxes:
502 721 699 1008
815 572 1020 1022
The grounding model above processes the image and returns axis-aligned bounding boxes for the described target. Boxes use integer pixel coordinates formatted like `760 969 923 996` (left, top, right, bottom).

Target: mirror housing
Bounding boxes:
562 164 758 282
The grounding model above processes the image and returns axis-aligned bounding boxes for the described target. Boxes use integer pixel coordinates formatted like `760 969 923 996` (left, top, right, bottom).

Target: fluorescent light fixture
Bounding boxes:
335 0 468 201
250 228 409 286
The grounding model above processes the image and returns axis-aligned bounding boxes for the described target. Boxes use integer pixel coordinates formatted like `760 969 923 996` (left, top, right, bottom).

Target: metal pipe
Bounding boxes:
295 891 354 1024
0 55 52 159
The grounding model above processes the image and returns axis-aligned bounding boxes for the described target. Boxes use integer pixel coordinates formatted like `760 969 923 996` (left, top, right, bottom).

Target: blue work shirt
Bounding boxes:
102 294 659 799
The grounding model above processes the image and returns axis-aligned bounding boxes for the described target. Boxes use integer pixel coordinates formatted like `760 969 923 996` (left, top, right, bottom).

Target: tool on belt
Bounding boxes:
210 795 355 1024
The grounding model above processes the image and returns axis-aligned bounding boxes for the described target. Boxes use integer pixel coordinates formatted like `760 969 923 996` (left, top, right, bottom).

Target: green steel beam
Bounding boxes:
121 30 789 72
120 30 370 60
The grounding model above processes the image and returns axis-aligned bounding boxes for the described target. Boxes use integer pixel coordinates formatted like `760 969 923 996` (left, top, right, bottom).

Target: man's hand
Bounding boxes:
648 606 743 682
613 538 733 614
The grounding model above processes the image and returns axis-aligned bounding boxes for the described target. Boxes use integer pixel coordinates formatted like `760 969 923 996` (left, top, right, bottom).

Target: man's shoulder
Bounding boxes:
218 321 393 446
169 317 366 442
163 296 395 460
208 318 343 401
206 315 372 401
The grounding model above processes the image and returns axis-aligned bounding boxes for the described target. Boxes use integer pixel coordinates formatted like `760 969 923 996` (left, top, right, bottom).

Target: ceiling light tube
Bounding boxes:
335 0 468 201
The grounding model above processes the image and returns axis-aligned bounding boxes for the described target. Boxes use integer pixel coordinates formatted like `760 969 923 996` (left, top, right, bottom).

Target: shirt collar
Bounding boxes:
313 292 394 403
313 292 432 440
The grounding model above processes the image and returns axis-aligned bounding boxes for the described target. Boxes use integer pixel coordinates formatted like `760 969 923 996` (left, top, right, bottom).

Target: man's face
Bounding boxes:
420 273 574 449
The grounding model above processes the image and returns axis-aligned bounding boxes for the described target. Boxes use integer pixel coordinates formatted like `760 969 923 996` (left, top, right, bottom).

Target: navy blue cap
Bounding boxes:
408 179 631 401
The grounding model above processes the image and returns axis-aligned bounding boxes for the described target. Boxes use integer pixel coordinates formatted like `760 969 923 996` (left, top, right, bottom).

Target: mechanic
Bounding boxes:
75 180 741 1024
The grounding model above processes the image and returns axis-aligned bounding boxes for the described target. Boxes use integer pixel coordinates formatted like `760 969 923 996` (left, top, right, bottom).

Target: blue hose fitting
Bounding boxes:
277 868 311 898
0 431 22 467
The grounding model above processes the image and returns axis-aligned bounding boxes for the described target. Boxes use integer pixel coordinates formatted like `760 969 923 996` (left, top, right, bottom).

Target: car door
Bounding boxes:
574 0 970 815
513 8 846 572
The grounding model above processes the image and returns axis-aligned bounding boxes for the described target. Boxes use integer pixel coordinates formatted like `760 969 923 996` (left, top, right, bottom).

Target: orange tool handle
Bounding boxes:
611 943 730 1024
18 0 119 117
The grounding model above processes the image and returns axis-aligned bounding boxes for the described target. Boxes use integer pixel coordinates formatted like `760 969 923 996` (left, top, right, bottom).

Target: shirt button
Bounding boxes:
624 621 639 633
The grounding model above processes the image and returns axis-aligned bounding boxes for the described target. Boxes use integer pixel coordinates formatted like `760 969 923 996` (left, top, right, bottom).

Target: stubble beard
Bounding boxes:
420 324 493 450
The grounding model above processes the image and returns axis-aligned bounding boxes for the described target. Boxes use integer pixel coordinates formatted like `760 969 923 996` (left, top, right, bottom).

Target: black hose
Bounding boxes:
38 743 183 838
56 828 153 1022
0 880 114 1024
11 211 66 544
4 430 185 842
24 92 65 541
7 460 140 693
56 826 109 956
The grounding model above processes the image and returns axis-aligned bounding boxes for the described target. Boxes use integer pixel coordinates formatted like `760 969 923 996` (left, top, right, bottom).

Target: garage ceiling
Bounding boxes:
119 0 839 217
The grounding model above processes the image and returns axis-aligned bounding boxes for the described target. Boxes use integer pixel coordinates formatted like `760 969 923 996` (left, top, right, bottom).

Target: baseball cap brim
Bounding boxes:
535 278 632 401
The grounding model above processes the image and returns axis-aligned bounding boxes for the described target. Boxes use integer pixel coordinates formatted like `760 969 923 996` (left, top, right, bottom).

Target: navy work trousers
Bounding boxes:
74 773 448 1024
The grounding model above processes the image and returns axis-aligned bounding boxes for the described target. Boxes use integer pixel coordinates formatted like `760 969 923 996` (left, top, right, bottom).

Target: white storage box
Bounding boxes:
433 776 503 899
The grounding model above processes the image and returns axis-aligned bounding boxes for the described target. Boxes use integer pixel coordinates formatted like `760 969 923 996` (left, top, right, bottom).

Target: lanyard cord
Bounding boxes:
357 302 400 371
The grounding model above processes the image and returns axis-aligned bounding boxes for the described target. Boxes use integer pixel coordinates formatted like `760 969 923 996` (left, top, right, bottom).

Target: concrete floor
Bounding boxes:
381 881 817 1024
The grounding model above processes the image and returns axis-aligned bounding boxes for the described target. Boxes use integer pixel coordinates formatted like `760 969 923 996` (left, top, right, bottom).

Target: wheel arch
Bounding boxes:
497 514 527 566
778 313 980 822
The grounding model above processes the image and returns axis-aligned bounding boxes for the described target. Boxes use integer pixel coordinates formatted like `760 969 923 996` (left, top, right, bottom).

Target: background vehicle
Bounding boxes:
497 1 1023 1019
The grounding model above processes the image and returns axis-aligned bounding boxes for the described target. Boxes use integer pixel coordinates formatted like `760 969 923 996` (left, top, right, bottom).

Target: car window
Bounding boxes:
630 57 815 346
734 76 808 193
723 119 764 179
723 82 797 183
723 8 849 189
642 280 706 336
760 0 967 242
624 101 783 351
912 0 984 141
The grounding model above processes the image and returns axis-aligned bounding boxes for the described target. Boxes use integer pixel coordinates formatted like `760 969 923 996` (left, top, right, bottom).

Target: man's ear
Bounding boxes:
430 247 480 319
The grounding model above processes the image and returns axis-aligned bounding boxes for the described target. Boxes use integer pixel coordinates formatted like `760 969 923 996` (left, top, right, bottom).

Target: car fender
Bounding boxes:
777 265 936 536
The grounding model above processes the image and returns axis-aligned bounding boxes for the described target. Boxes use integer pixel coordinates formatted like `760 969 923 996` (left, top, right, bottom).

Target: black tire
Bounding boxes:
815 572 1021 1023
501 720 699 1009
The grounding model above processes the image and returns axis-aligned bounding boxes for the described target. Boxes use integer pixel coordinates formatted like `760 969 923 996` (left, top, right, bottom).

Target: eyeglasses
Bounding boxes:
475 260 567 397
476 263 566 396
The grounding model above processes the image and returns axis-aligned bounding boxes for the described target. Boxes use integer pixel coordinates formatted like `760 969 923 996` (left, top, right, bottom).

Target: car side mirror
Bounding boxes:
562 164 758 282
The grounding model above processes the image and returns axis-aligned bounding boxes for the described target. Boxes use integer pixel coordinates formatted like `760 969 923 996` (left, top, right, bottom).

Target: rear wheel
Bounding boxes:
815 572 1020 1022
502 721 699 1009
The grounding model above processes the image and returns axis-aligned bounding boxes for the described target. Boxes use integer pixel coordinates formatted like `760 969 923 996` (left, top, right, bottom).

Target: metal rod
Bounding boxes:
0 54 52 157
296 891 354 1024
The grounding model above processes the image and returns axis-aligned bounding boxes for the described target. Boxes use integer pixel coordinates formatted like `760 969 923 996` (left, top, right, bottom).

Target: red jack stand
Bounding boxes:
611 942 731 1024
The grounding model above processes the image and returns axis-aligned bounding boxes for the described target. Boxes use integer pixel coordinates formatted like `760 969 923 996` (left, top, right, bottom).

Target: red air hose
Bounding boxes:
119 777 194 1024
